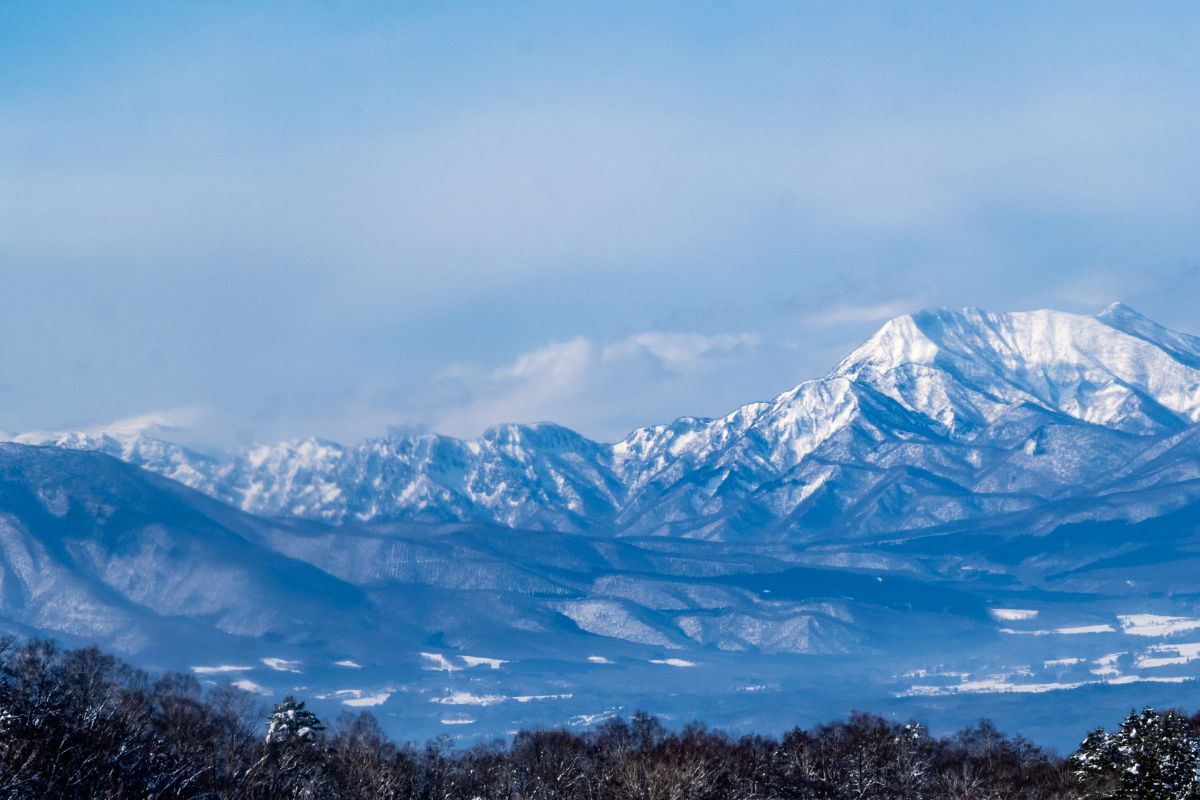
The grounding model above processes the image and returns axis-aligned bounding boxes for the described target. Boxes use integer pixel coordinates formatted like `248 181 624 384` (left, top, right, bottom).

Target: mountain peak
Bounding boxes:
832 310 940 378
1096 300 1143 320
830 304 1200 434
837 303 1200 376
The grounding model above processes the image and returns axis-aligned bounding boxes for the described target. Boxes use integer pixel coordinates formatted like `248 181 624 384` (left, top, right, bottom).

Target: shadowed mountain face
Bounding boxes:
5 304 1200 749
0 444 376 657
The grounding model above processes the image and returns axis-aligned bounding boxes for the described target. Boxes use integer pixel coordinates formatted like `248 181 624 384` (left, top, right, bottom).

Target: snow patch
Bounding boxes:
1106 675 1190 685
431 691 573 707
1044 658 1084 668
1134 643 1200 669
431 691 507 707
900 678 1083 697
902 671 1195 695
191 664 253 674
989 608 1038 621
1057 625 1115 635
513 693 573 703
1119 614 1200 637
569 710 619 726
1091 652 1125 678
462 655 507 670
420 652 460 671
999 624 1114 636
232 679 271 695
342 692 392 708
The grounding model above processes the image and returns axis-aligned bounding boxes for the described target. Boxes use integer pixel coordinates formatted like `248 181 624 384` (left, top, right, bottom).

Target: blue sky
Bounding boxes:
3 2 1200 448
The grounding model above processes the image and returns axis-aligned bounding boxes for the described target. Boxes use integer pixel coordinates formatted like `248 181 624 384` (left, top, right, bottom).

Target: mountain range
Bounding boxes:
5 302 1200 748
20 303 1200 538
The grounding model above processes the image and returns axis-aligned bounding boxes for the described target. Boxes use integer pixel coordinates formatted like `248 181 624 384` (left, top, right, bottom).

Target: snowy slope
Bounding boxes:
0 443 375 657
18 304 1200 540
3 440 1200 748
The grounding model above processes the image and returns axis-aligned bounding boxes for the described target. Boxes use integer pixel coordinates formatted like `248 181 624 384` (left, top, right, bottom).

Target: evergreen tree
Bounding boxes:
266 695 326 745
1072 707 1200 800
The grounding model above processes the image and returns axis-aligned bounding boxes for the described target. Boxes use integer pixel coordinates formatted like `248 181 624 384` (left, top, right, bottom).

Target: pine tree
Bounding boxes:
266 695 326 745
1071 707 1200 800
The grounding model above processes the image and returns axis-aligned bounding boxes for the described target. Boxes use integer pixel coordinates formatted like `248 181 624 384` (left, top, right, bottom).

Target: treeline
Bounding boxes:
0 639 1197 799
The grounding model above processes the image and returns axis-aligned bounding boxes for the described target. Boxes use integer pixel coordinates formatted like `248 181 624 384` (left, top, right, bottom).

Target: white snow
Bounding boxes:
896 636 1200 698
558 600 676 646
1134 643 1200 668
1058 625 1116 635
989 608 1039 621
512 693 573 703
1118 614 1200 637
342 692 392 707
232 679 271 695
420 652 460 671
1044 658 1084 668
462 655 507 669
1090 653 1125 678
569 711 619 726
431 691 573 707
999 624 1114 636
900 679 1084 697
431 691 507 707
903 667 1195 698
329 688 392 706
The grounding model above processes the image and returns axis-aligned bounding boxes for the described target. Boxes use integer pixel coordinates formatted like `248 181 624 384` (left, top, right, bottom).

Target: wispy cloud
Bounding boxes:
602 332 761 374
86 406 210 438
425 330 767 440
803 302 920 328
8 405 207 440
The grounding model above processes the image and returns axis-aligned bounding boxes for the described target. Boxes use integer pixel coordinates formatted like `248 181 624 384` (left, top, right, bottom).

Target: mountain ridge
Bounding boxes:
15 304 1200 540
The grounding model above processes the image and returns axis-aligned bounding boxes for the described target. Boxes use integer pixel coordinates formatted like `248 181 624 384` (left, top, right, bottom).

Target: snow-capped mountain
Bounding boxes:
20 303 1200 539
5 411 1200 748
7 303 1200 747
